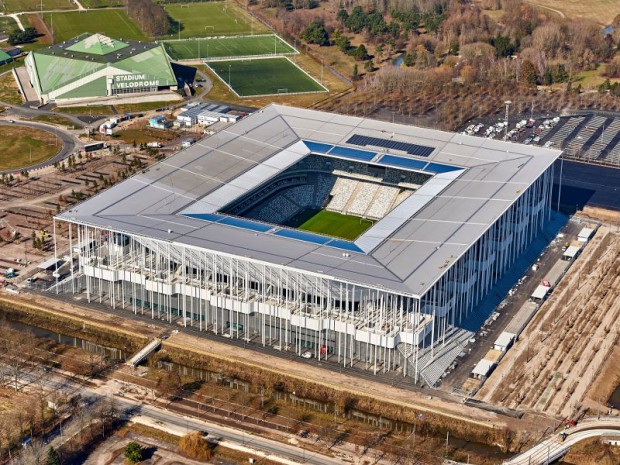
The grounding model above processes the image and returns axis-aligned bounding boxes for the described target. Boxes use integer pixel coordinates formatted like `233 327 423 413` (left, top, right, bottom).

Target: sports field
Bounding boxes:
42 10 148 42
163 2 266 39
2 0 73 13
298 210 373 240
207 57 326 97
163 35 295 61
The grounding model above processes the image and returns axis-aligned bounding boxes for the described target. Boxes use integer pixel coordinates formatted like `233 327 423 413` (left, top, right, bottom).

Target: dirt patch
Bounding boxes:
25 13 52 45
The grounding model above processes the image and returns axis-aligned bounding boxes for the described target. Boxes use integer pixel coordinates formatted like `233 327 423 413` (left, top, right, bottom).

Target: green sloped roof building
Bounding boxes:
25 33 178 104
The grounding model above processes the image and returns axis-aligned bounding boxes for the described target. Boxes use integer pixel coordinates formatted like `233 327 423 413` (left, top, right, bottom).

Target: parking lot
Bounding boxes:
461 112 620 167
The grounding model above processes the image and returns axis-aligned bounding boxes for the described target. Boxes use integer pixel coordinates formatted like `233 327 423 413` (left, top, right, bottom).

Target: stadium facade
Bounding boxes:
55 105 560 385
25 33 177 104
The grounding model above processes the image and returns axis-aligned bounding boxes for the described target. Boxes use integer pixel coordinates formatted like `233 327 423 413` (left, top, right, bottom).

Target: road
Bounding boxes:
5 363 346 465
503 417 620 465
0 119 78 174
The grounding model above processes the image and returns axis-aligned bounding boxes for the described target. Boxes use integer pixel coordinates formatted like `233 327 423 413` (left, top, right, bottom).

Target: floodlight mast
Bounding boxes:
504 100 511 141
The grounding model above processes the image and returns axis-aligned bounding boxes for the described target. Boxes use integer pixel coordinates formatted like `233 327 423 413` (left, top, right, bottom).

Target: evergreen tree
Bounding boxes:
301 19 329 46
47 447 61 465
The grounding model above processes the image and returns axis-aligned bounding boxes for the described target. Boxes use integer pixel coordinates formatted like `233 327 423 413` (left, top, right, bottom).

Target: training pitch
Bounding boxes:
298 210 374 241
163 35 296 61
43 10 148 42
207 57 327 97
163 2 266 38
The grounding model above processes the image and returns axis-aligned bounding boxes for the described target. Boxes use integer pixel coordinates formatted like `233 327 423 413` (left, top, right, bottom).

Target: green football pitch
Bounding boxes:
298 210 374 241
43 10 148 42
207 57 326 97
163 35 296 61
163 2 267 39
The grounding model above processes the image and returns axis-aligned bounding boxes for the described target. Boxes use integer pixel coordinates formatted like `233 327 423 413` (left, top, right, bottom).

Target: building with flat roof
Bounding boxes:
54 105 560 385
24 33 177 104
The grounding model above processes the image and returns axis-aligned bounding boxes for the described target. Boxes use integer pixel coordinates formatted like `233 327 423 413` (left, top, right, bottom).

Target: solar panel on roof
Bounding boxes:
304 141 333 154
379 155 427 171
347 134 434 157
327 239 364 253
423 163 461 174
328 145 376 161
220 216 273 233
275 229 331 245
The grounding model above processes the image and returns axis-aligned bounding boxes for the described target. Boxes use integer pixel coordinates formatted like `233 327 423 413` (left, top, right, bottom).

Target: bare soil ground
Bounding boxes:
476 227 620 418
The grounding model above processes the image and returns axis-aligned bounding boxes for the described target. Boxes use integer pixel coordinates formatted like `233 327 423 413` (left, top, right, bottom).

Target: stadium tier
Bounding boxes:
54 105 560 384
24 33 178 104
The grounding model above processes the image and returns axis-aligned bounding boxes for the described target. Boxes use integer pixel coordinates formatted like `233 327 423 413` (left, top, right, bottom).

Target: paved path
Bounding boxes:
503 417 620 464
7 13 25 31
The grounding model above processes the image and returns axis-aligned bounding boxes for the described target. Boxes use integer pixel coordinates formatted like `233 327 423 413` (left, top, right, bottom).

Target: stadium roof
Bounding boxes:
58 105 561 297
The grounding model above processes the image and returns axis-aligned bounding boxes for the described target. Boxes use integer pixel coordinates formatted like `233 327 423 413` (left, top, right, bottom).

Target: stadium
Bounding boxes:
24 33 178 104
54 105 560 385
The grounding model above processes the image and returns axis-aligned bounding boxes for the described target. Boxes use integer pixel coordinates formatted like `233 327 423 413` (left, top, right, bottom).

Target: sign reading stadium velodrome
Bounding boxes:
112 74 159 90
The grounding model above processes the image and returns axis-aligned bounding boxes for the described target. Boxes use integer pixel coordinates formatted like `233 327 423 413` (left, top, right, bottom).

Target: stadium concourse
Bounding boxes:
53 105 560 386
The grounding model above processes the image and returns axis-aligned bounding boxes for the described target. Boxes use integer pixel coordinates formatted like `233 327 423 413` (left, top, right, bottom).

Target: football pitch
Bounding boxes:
43 10 148 42
163 2 267 39
163 35 296 61
207 57 326 97
298 210 374 241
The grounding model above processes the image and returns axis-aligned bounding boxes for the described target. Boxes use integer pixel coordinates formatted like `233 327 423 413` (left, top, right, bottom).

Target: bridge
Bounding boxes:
502 416 620 465
126 339 161 367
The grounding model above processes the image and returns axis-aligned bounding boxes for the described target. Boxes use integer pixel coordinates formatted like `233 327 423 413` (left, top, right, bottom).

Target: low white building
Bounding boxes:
493 331 516 352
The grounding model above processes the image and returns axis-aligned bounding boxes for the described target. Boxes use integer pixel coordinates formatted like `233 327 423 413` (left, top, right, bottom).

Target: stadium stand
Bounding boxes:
585 118 620 160
563 115 607 159
366 186 400 220
221 153 429 229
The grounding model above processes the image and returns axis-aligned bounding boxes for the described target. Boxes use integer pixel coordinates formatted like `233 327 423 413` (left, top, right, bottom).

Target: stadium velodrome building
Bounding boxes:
55 105 560 385
24 33 177 104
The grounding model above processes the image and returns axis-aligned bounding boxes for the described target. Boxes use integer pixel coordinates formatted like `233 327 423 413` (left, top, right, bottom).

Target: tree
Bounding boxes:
179 432 212 461
156 369 181 400
301 19 329 46
335 35 351 53
521 60 538 86
47 446 61 465
336 8 349 26
352 63 359 81
124 442 143 464
353 44 369 61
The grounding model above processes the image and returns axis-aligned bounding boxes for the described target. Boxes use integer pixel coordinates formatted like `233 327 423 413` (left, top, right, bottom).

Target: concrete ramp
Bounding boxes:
126 339 161 367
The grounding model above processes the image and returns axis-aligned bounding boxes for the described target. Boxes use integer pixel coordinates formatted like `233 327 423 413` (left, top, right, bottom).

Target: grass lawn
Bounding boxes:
524 0 617 24
0 125 60 170
207 57 326 97
2 0 74 13
43 10 148 42
56 105 115 115
298 210 373 240
0 73 23 105
33 114 83 128
0 15 17 33
162 2 266 39
163 34 295 60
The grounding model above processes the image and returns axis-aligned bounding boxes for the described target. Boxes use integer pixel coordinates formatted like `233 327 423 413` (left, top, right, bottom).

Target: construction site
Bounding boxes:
476 223 620 419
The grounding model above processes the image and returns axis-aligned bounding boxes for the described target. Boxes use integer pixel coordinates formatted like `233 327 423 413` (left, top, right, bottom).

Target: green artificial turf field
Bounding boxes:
298 210 373 241
43 10 148 42
207 57 326 97
163 35 296 60
162 2 267 39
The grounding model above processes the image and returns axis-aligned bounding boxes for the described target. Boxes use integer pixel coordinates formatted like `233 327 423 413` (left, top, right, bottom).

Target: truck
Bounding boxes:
147 142 162 148
5 268 16 278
